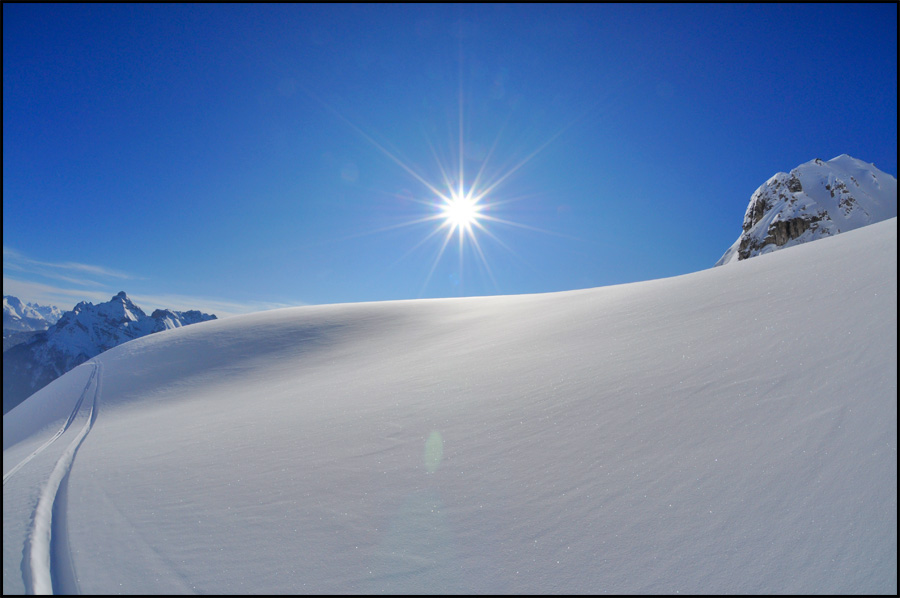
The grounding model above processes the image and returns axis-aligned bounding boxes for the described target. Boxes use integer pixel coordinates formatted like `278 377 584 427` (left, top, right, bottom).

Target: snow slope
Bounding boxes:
716 155 897 265
3 292 216 414
3 219 897 594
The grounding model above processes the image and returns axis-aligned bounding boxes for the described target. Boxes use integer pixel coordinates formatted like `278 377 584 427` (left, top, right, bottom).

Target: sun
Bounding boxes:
303 41 586 297
440 190 482 230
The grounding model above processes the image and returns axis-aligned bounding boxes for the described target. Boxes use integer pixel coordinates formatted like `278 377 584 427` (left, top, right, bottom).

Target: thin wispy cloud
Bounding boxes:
2 276 303 318
2 277 115 310
48 261 134 279
3 247 136 280
5 264 105 288
3 248 304 317
3 247 135 308
127 292 303 318
36 272 106 287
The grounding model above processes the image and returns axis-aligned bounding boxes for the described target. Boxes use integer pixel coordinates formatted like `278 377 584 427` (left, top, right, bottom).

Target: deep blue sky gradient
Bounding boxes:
4 4 897 315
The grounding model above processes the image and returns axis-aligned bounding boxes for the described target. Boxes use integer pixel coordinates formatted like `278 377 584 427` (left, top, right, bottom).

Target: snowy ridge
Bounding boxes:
716 154 897 265
45 291 214 356
149 308 215 330
3 296 63 333
3 219 896 594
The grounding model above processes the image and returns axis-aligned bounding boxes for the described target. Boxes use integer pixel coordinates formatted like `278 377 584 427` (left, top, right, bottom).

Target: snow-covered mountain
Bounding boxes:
716 154 897 265
2 295 64 333
2 292 216 414
4 220 895 595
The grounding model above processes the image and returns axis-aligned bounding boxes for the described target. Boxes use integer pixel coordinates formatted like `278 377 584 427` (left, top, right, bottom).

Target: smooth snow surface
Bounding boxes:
4 219 897 595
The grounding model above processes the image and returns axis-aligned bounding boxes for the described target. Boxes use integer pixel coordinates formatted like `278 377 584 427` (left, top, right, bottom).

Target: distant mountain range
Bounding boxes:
716 154 897 265
3 295 64 333
3 292 215 413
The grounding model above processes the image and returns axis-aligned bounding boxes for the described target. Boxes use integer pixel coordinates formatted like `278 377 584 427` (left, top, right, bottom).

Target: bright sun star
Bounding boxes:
307 59 574 296
440 190 482 230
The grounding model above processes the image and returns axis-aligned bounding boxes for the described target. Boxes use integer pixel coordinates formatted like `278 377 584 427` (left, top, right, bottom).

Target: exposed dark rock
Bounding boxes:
765 215 822 247
742 195 770 232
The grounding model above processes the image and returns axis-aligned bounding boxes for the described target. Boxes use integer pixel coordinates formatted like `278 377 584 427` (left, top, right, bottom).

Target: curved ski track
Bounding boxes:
9 361 102 595
3 364 99 487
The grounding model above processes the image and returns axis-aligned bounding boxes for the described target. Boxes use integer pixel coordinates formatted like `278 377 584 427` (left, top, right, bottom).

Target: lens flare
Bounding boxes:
424 430 444 473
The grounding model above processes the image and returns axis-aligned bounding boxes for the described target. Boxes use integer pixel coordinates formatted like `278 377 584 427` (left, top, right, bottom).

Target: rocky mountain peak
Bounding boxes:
96 291 145 323
716 155 897 266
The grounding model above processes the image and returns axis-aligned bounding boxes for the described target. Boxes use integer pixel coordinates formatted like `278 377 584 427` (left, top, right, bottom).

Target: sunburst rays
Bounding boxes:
302 70 582 297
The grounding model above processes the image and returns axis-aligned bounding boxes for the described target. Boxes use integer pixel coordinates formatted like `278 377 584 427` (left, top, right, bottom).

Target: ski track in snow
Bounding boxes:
2 364 99 487
18 361 101 595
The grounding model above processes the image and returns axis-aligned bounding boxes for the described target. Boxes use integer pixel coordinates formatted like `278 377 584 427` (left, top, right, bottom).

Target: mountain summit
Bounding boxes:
716 154 897 265
2 292 216 413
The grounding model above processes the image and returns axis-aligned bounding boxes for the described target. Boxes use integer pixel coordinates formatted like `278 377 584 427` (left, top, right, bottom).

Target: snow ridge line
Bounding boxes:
23 361 101 595
3 363 99 487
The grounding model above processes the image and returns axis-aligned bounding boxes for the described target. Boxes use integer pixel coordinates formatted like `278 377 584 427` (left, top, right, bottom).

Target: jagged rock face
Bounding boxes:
3 292 216 414
717 155 897 266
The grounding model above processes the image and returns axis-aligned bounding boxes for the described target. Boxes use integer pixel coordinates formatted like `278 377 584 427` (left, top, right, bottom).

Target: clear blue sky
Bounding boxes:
4 4 897 316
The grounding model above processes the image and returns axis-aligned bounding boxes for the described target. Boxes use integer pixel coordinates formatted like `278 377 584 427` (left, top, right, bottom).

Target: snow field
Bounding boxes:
4 218 897 594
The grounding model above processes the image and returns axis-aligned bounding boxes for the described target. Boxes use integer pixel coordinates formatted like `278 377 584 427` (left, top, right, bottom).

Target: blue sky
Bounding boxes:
3 4 897 316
